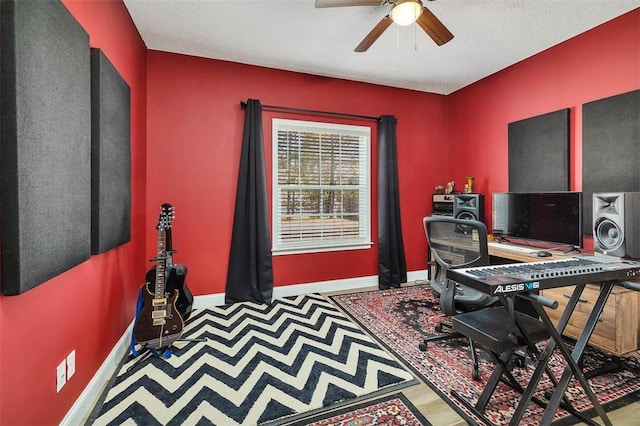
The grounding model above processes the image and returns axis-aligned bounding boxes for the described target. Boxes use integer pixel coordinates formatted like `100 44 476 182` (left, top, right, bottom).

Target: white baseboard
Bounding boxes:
192 292 226 309
407 269 429 283
274 274 378 298
194 270 427 306
61 322 134 426
191 275 378 308
64 269 428 423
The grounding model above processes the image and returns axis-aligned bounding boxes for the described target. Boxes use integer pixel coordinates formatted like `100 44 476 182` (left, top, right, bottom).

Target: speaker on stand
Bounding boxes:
453 194 484 234
593 192 640 259
454 194 485 221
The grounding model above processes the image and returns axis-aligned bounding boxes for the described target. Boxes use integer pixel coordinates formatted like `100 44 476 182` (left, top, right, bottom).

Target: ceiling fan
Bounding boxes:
315 0 454 52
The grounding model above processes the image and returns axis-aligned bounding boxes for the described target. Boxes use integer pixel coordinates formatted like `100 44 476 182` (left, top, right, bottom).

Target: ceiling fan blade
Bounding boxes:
416 6 454 46
315 0 383 7
355 15 393 52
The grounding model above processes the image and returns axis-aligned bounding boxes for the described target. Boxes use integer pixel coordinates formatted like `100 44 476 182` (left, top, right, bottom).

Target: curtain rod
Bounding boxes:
240 101 379 121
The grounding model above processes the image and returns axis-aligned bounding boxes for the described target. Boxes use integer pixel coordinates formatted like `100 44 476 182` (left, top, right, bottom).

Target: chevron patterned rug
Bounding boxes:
89 293 415 425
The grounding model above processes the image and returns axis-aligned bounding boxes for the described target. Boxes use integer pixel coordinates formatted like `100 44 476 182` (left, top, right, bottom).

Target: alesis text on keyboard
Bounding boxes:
447 256 640 296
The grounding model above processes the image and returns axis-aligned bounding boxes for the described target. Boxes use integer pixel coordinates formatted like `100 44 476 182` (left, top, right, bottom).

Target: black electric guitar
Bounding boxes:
145 206 193 320
133 205 184 350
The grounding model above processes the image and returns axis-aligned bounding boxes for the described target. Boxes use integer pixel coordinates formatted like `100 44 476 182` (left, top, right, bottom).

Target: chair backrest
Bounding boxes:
423 216 496 310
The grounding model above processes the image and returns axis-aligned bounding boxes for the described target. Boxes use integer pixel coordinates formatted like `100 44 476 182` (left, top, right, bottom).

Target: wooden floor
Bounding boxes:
316 285 640 426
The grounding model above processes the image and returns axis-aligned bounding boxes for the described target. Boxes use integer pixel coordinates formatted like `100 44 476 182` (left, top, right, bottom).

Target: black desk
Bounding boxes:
447 256 640 426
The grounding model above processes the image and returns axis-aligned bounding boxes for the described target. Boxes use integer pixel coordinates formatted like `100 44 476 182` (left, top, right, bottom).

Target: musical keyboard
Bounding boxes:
447 255 640 296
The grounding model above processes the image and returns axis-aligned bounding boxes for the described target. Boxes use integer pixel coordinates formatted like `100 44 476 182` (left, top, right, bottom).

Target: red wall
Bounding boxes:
146 53 448 294
0 2 147 425
146 9 640 294
0 4 637 425
447 9 640 249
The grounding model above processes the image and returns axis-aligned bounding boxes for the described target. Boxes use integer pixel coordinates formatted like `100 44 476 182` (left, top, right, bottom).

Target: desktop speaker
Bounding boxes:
593 192 640 259
454 194 485 222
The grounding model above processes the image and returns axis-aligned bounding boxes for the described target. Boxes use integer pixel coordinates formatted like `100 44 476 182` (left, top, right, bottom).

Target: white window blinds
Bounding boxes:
272 119 371 254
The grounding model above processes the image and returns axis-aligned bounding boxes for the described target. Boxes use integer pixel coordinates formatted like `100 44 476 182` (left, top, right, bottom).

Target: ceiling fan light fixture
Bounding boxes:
390 0 423 26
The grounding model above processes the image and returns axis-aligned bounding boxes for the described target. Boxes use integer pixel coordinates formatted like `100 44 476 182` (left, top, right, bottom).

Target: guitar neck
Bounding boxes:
155 230 167 297
151 230 169 326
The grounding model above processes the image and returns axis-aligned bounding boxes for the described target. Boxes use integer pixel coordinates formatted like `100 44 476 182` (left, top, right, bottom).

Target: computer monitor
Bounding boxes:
492 192 583 248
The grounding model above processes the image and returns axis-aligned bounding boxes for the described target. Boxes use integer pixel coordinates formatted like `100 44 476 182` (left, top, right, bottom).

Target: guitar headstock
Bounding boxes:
157 203 175 231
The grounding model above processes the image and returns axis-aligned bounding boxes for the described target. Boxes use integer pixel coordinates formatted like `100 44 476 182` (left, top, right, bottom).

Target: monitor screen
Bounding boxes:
492 192 583 248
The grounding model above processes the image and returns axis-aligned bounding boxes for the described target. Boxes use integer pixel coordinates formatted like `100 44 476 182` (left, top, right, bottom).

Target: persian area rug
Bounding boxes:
89 293 416 426
288 392 432 426
330 284 640 426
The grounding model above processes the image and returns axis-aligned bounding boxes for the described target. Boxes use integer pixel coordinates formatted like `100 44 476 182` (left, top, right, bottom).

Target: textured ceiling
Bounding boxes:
123 0 640 95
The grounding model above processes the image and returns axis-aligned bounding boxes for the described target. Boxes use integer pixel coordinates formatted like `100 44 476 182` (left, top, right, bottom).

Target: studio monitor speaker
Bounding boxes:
454 194 485 222
593 192 640 259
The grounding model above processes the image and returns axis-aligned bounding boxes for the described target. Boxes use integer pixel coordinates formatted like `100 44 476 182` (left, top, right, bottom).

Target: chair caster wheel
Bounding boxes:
435 324 443 333
515 355 525 368
419 342 427 351
472 368 480 381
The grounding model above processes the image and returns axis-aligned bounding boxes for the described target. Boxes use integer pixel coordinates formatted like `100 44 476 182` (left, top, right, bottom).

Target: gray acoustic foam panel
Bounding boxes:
508 109 570 192
90 48 131 254
0 1 91 295
582 90 640 236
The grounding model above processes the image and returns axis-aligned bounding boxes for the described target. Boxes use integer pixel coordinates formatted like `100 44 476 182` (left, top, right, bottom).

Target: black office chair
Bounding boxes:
419 216 498 380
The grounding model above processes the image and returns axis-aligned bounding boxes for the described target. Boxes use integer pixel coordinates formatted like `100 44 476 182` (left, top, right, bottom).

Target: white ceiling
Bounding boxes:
122 0 640 95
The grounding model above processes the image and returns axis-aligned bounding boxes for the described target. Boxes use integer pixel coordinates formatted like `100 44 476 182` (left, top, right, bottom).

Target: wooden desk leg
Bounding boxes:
538 282 614 426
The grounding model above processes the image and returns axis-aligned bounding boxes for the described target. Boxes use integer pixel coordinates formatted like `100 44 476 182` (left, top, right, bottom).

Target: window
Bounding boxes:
272 119 371 254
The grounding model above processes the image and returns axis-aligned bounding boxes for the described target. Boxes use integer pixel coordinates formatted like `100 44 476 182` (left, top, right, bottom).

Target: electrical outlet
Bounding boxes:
66 350 76 379
56 360 66 393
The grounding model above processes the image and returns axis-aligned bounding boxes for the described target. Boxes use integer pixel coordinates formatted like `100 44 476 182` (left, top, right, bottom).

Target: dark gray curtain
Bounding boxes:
377 115 407 289
225 99 273 304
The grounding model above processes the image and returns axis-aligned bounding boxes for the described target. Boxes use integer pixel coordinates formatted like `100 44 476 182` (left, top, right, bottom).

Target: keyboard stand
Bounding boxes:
509 282 614 426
